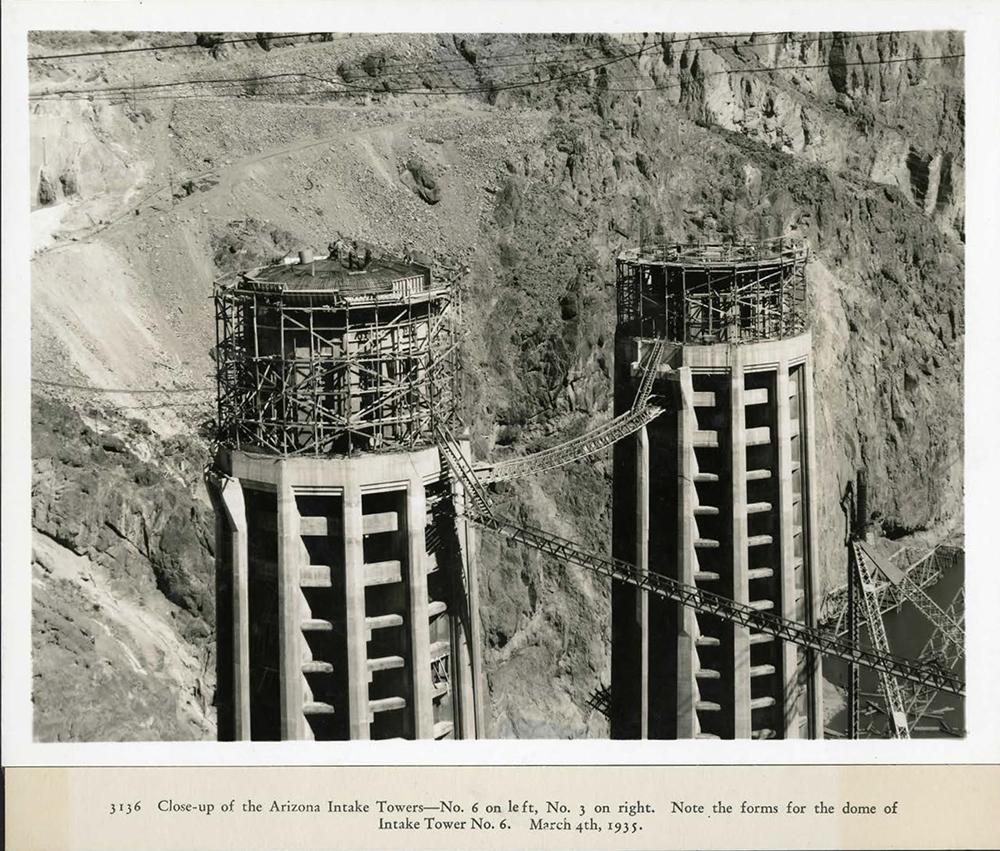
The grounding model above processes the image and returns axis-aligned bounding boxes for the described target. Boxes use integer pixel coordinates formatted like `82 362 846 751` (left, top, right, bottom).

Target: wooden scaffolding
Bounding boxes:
616 238 808 344
214 275 459 456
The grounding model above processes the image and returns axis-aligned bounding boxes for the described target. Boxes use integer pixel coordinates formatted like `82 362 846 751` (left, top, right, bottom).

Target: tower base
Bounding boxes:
208 444 483 741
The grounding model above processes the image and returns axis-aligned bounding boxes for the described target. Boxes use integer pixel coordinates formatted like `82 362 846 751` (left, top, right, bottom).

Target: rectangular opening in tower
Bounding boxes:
646 407 680 739
295 492 349 741
362 489 412 740
245 488 280 741
788 363 812 735
689 371 736 739
743 370 783 740
425 478 458 739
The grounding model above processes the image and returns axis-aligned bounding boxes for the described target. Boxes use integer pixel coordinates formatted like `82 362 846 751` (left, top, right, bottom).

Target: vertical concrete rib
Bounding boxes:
729 351 751 739
342 478 371 739
802 355 824 737
447 472 477 738
456 441 485 737
466 515 485 736
276 470 305 740
219 476 250 741
452 591 476 738
406 478 434 738
675 366 698 738
635 424 650 739
775 360 800 737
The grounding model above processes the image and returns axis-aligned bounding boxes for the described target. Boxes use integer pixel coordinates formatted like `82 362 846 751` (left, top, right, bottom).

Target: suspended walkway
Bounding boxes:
479 338 667 483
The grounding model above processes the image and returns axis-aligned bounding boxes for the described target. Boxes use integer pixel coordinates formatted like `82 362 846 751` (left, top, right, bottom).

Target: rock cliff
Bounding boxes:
28 31 963 739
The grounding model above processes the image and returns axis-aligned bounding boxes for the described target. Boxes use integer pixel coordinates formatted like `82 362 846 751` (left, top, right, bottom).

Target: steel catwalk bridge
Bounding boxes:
434 421 965 700
478 339 667 483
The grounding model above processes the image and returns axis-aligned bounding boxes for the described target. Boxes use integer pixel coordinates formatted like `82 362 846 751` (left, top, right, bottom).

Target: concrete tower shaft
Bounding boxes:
610 239 823 740
209 254 482 741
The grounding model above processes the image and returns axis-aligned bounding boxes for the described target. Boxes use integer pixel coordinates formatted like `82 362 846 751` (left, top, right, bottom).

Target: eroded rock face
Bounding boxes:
28 31 962 740
401 157 442 204
638 32 966 240
37 169 58 206
31 398 216 741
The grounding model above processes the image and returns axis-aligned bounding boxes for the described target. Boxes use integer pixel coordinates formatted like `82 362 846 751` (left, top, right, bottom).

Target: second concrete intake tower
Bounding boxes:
610 238 823 740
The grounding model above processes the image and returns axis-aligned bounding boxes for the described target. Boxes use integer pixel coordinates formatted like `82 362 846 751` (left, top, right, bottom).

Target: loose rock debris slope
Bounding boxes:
27 32 964 739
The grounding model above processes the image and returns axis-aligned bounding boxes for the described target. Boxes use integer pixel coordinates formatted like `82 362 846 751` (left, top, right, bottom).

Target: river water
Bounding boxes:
823 558 965 738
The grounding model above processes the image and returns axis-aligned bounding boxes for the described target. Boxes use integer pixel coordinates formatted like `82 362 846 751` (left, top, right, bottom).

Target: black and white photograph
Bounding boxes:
21 27 968 747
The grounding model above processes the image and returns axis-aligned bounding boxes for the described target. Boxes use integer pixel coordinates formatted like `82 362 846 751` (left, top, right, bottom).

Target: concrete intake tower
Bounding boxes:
208 252 482 741
610 238 823 740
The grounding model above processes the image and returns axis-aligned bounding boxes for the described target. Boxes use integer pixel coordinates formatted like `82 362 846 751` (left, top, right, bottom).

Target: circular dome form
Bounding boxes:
239 255 434 304
615 238 808 344
214 254 458 456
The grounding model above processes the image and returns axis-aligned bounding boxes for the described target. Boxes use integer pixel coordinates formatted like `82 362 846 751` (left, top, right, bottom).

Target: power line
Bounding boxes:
318 31 777 76
28 32 336 62
310 30 895 80
23 30 784 66
605 51 965 92
31 48 962 107
30 45 963 252
298 49 966 99
31 71 305 99
29 29 922 67
31 30 894 101
256 30 915 77
32 378 213 394
28 50 963 107
30 37 664 102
